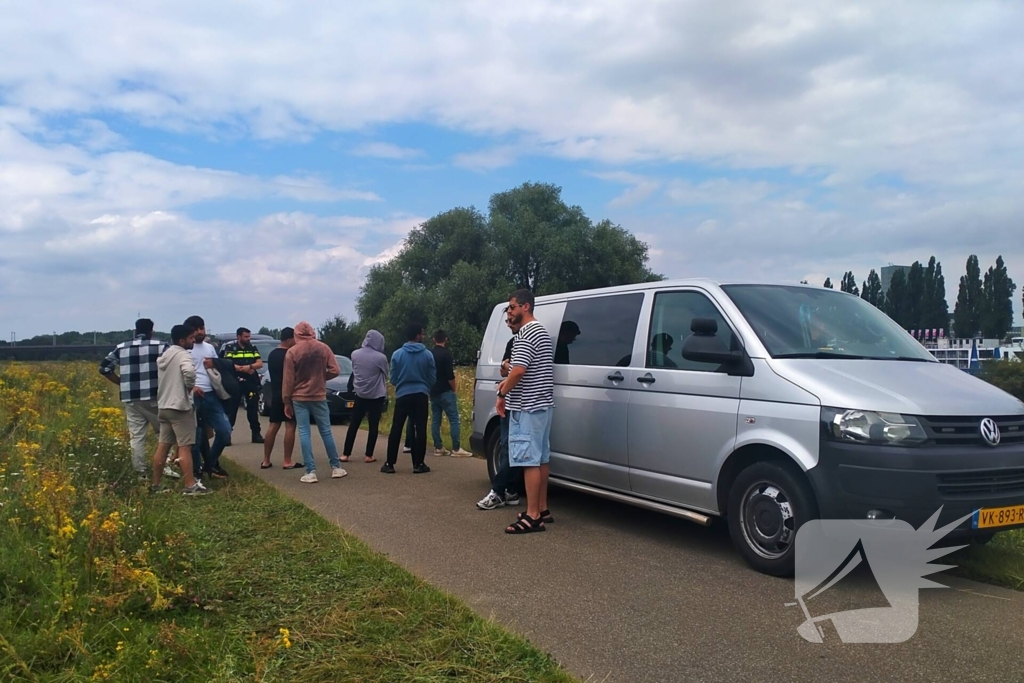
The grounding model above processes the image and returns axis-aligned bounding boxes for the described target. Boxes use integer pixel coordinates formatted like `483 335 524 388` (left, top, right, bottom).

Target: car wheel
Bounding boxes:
485 423 501 483
727 460 818 577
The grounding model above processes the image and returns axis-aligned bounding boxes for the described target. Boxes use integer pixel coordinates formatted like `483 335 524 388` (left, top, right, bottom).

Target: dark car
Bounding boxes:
256 348 385 424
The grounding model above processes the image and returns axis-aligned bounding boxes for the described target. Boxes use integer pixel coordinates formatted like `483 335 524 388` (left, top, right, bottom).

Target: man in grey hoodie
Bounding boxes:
150 324 209 496
343 330 390 463
383 322 436 474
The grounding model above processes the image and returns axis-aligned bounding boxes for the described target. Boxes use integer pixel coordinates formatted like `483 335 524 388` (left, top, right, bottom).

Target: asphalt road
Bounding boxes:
223 420 1024 683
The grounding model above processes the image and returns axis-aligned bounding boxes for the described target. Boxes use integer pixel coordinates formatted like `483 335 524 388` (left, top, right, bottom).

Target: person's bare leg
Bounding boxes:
523 467 543 521
538 463 550 513
177 446 196 488
263 421 281 466
283 421 296 466
152 442 172 486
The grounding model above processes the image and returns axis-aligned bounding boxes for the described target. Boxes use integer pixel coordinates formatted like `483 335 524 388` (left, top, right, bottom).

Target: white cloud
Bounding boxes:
452 145 520 171
352 142 425 160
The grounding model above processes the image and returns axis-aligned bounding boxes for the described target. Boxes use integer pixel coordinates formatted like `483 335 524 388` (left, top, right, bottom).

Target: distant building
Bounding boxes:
880 264 911 295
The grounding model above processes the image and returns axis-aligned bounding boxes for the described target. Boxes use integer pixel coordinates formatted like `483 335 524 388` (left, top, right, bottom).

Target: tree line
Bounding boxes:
821 254 1018 340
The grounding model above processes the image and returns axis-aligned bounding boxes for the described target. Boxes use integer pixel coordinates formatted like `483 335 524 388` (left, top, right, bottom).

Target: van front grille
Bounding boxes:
918 415 1024 447
937 468 1024 498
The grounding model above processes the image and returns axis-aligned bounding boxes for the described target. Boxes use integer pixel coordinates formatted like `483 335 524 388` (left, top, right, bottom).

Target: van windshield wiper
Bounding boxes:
875 356 933 362
774 352 870 359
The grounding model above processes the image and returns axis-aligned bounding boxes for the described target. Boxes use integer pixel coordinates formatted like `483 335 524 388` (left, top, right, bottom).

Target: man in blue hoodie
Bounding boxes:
383 322 436 474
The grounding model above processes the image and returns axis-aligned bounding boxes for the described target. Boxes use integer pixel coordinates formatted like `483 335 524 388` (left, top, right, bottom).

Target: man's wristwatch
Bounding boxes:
496 388 507 399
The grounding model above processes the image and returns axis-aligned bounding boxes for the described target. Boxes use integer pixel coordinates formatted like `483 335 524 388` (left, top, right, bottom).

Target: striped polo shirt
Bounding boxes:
506 320 555 413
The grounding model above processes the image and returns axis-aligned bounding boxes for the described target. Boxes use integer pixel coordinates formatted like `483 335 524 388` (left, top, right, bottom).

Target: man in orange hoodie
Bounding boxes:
282 321 346 484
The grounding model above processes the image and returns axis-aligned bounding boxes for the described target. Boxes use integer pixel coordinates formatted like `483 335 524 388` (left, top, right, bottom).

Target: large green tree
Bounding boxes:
823 277 833 289
357 182 662 363
861 269 883 308
981 255 1017 339
953 255 984 339
921 257 949 334
905 261 925 330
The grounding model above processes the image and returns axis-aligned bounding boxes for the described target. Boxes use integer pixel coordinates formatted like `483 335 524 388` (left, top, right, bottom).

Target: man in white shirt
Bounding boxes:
184 315 232 481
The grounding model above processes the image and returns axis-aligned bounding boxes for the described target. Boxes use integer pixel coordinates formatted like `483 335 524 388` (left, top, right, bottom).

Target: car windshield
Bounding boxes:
335 355 353 374
721 285 935 361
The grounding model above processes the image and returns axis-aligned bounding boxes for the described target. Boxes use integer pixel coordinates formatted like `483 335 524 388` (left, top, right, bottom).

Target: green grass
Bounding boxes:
950 530 1024 591
1 362 575 682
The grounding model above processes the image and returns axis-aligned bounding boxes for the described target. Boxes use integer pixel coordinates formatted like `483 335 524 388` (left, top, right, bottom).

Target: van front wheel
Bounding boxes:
727 461 818 577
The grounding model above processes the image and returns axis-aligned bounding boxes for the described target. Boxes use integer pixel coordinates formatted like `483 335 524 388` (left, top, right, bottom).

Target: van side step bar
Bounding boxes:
549 477 713 527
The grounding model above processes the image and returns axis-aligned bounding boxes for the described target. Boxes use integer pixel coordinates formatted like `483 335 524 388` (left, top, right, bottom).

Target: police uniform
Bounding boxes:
219 339 265 442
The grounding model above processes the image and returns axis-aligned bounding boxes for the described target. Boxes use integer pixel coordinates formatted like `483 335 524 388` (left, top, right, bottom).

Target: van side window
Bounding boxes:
557 293 643 367
648 291 736 372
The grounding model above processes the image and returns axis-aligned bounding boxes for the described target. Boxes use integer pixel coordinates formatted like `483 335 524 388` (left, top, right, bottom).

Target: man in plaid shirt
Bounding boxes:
99 319 178 479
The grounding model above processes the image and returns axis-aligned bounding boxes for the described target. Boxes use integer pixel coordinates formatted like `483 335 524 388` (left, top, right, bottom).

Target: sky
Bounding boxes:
2 1 1023 338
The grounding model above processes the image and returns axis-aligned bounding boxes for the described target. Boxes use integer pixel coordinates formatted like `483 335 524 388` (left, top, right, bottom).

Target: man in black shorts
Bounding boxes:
261 327 299 469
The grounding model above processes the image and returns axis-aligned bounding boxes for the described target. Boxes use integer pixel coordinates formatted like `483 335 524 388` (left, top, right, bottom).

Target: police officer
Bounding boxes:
219 326 265 444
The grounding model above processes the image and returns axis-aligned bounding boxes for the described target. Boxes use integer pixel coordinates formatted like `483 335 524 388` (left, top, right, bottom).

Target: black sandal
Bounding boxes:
260 462 273 469
505 514 546 534
518 510 554 524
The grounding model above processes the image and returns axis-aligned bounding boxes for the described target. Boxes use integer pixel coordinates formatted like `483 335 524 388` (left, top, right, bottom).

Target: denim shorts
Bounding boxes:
508 408 553 468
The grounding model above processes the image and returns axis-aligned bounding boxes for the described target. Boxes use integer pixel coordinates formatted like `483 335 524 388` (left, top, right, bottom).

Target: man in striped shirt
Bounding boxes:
99 318 175 478
496 289 555 534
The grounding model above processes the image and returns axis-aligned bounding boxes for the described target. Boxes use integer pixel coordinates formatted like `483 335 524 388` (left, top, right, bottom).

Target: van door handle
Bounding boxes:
637 373 656 385
607 371 624 382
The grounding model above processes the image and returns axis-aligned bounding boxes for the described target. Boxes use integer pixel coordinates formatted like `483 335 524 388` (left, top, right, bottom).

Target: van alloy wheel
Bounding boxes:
739 481 795 560
727 460 818 577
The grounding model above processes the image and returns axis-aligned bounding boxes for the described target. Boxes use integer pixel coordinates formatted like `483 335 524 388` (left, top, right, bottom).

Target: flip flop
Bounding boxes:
364 457 377 463
260 462 273 469
340 456 350 462
281 463 301 470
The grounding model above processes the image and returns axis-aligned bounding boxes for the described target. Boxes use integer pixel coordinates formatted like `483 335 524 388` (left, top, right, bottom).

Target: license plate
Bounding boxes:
974 504 1024 529
346 401 355 408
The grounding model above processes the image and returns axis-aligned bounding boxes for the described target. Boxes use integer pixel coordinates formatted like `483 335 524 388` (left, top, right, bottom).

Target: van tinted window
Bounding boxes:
557 293 643 367
648 291 736 372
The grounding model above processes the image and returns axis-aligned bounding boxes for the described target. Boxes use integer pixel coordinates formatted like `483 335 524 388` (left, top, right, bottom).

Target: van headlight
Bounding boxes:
821 408 927 447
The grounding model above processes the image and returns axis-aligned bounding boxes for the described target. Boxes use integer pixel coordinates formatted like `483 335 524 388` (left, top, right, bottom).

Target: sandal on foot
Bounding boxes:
340 456 350 462
364 457 377 463
281 463 301 470
518 510 554 524
260 462 273 469
505 515 546 534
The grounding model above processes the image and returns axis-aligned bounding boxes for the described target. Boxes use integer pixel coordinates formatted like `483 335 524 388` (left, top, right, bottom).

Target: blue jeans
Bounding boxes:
293 400 341 474
430 390 460 450
491 414 523 496
192 393 231 475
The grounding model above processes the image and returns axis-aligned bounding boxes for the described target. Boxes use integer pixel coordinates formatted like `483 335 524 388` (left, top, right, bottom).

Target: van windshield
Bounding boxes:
721 285 935 361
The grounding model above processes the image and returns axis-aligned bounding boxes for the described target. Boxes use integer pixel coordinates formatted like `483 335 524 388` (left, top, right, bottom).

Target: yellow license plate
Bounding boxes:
346 402 355 408
974 504 1024 529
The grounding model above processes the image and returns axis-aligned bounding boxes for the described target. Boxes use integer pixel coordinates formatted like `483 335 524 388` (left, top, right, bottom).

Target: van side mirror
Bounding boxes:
681 318 752 376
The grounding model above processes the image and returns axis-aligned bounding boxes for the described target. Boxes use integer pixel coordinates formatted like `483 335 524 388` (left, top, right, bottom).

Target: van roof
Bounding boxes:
525 278 828 304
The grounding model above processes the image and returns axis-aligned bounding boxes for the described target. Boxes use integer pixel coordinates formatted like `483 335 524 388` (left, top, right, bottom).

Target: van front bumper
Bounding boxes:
807 440 1024 536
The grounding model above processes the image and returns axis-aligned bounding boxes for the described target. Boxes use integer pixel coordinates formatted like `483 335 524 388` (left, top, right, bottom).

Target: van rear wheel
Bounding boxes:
485 425 501 483
727 461 818 577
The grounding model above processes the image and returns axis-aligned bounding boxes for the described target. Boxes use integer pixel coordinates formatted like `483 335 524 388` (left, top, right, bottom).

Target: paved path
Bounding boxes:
223 420 1024 683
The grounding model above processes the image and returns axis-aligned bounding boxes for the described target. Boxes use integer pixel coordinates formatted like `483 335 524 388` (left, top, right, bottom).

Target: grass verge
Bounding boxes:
950 531 1024 591
0 361 575 682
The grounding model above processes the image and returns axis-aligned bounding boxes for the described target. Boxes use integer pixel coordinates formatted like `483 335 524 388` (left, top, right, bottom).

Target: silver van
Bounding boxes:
470 280 1024 575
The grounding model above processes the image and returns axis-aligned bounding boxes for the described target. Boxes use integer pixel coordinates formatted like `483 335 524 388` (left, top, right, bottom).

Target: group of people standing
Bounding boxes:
100 287 556 533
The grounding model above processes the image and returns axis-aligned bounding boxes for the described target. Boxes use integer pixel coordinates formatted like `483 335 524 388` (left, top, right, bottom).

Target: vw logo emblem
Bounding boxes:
980 418 1001 447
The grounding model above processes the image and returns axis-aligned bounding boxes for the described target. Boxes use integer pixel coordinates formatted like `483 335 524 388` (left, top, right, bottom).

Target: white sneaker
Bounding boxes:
477 491 505 510
331 467 348 479
450 448 473 458
433 447 450 457
403 446 412 453
300 472 318 484
182 482 210 496
163 465 181 479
